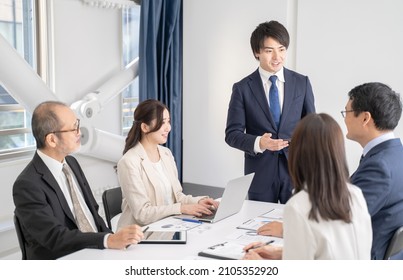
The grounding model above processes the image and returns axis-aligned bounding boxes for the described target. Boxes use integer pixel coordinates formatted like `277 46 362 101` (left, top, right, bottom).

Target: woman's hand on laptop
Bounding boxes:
198 197 220 210
181 203 213 216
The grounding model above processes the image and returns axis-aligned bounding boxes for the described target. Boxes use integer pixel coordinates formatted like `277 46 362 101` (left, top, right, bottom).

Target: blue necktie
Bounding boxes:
269 75 281 128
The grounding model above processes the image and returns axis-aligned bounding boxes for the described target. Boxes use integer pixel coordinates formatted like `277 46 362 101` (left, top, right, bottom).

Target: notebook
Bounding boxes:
198 239 281 260
198 242 245 260
177 173 254 223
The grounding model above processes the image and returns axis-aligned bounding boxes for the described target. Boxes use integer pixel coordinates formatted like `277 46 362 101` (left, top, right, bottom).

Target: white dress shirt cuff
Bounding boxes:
254 136 264 154
103 233 111 249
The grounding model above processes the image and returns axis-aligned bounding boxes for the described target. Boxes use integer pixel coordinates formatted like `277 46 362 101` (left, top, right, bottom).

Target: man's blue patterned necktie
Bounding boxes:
269 75 281 128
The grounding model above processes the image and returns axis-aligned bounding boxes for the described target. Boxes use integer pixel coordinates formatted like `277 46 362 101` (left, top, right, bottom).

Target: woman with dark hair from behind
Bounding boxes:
243 113 372 259
117 99 218 228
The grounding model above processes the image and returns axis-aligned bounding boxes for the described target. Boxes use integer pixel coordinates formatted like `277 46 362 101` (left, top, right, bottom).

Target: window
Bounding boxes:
0 0 36 156
121 5 140 136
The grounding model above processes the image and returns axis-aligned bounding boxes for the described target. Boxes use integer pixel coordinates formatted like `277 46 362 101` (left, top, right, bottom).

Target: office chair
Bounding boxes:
13 215 27 260
102 187 123 231
384 226 403 259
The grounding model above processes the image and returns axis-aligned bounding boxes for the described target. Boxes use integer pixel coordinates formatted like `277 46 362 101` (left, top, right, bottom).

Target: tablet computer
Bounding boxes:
139 230 187 244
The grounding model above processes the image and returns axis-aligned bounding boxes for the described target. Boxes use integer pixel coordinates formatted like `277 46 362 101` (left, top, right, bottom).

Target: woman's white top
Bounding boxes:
282 183 372 260
150 159 174 205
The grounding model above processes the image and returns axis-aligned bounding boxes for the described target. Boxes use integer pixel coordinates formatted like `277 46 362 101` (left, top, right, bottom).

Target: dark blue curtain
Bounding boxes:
139 0 183 180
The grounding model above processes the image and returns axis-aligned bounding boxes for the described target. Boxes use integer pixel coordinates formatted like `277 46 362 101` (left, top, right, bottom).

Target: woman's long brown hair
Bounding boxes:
288 113 352 223
123 99 168 155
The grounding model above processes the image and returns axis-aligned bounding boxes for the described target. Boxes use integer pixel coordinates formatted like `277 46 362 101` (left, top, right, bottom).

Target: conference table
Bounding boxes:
60 200 283 260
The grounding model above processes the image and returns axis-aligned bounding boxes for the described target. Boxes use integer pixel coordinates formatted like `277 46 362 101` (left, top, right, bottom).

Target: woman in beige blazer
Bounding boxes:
117 99 218 228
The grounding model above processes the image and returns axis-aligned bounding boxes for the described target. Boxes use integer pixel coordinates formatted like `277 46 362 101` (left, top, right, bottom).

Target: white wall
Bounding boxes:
183 0 403 187
183 0 288 187
296 0 403 173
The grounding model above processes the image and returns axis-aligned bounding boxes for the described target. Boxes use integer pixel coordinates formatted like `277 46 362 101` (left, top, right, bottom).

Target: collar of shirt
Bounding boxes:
37 150 71 209
258 66 285 111
258 66 285 84
362 131 395 156
37 149 64 180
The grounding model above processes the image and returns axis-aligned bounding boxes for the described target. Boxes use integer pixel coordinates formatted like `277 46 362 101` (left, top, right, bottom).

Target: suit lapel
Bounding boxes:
364 139 401 161
352 139 401 178
248 69 276 128
136 144 164 204
280 68 296 129
33 153 76 223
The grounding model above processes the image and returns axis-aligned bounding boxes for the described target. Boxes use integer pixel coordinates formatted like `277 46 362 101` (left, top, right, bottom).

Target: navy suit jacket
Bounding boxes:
225 68 315 195
351 138 403 259
13 152 111 259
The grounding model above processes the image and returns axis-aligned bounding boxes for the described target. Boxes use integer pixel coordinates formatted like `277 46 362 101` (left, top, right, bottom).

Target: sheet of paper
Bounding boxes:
147 216 201 231
260 208 284 219
225 229 283 246
237 216 277 231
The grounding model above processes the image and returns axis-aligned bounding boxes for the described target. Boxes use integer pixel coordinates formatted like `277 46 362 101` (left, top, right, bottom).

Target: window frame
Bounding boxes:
121 5 140 137
0 0 53 160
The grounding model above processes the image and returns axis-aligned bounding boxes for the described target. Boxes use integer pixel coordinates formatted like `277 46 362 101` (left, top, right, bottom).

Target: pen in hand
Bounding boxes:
126 226 149 249
245 240 275 252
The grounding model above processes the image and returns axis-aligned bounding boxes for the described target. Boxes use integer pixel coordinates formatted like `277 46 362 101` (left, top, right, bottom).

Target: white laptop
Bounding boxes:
177 173 254 223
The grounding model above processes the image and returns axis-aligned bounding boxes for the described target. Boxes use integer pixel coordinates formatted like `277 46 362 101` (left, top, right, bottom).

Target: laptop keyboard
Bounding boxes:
200 208 217 219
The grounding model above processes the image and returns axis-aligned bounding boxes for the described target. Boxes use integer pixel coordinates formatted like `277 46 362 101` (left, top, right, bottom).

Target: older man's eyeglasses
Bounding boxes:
340 110 355 118
48 119 80 136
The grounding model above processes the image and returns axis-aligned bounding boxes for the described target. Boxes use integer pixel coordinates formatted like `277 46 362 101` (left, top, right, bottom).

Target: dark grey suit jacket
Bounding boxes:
225 68 315 198
13 152 111 259
351 138 403 259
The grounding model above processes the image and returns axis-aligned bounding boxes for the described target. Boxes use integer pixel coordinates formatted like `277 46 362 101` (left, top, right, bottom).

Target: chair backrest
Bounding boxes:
384 226 403 259
102 187 123 230
13 215 27 260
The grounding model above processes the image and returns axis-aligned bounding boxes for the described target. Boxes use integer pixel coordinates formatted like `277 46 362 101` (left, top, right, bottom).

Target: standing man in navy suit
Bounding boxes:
225 21 315 203
344 82 403 259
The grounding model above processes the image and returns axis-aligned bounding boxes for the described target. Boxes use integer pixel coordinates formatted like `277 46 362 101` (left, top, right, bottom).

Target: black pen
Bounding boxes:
246 240 275 252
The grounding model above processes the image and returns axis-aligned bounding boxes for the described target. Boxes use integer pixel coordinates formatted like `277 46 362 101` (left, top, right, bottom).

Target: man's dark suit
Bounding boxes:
13 152 112 260
350 138 403 259
225 68 315 203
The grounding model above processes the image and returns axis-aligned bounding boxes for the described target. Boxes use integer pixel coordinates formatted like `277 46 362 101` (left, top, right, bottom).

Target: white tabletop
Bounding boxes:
60 200 283 260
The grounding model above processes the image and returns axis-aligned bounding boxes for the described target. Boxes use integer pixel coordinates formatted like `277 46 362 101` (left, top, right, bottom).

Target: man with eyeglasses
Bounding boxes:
343 82 403 260
13 101 144 259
